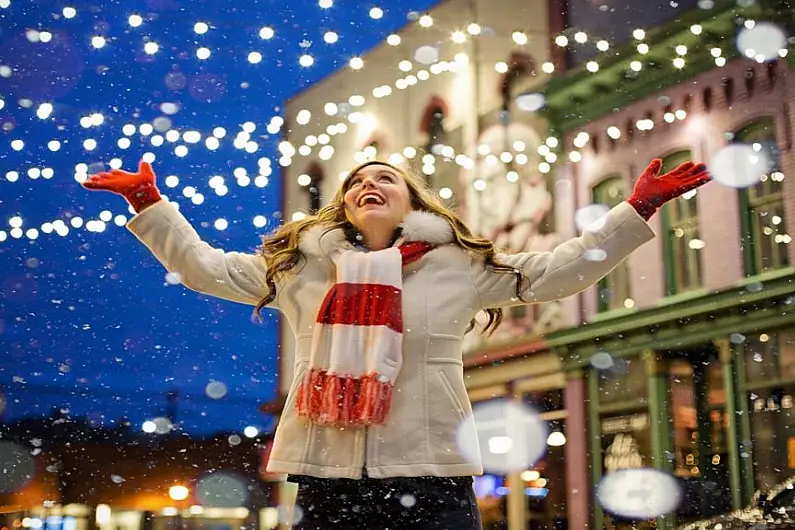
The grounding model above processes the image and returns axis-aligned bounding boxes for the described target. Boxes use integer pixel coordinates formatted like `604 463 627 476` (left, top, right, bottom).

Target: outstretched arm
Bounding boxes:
469 159 711 309
83 161 279 308
471 202 654 308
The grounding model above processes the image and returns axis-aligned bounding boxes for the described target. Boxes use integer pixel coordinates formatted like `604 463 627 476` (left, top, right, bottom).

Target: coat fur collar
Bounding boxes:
299 211 454 257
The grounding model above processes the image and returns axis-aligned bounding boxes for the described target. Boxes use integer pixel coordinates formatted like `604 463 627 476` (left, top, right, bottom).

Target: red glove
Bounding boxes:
627 159 712 221
82 160 162 212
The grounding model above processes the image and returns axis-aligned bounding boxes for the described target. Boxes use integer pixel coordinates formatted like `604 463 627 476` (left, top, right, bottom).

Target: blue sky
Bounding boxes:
0 0 440 434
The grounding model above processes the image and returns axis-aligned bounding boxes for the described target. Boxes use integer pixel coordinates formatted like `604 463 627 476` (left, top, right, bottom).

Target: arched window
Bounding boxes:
592 176 631 312
499 51 535 111
660 151 703 295
734 118 789 275
302 162 325 215
362 139 381 161
420 96 449 155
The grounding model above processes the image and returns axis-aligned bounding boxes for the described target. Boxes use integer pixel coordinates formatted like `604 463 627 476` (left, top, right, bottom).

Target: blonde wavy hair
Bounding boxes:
253 160 525 335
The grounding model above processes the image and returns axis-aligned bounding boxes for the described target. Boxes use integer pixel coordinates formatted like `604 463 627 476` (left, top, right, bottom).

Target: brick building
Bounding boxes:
272 0 795 528
541 1 795 528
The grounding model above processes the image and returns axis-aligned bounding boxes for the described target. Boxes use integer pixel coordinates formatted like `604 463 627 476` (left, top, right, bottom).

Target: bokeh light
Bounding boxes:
597 468 683 519
709 143 772 189
457 400 549 474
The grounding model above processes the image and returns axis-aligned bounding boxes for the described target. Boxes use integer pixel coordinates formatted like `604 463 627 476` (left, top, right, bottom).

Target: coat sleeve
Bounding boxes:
126 199 279 308
469 201 655 309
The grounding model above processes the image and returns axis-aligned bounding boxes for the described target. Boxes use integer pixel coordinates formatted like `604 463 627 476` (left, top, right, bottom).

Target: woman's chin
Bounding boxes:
354 208 400 226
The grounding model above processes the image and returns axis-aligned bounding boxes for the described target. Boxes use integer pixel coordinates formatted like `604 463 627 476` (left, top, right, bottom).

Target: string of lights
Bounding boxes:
1 1 784 247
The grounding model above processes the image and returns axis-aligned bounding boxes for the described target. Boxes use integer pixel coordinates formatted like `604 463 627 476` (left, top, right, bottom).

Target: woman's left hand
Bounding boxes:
627 158 712 220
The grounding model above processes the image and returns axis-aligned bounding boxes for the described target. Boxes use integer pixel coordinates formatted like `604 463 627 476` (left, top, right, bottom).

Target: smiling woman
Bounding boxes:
82 156 709 529
342 163 413 250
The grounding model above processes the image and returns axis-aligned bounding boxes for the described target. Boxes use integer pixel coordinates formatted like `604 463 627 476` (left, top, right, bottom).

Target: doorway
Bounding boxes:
666 346 733 522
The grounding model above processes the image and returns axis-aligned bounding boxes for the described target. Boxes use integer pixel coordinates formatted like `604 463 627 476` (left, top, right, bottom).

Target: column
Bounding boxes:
732 340 756 504
276 480 298 530
714 338 743 510
506 385 526 530
644 350 674 530
506 471 525 530
587 368 604 530
565 370 590 530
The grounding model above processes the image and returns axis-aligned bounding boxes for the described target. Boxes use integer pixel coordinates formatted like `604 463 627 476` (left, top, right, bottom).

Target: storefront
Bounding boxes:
553 269 795 529
464 347 587 530
736 327 795 492
468 389 568 530
464 275 795 530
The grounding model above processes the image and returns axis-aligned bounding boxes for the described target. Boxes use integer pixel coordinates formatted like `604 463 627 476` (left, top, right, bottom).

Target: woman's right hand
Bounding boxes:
83 160 162 212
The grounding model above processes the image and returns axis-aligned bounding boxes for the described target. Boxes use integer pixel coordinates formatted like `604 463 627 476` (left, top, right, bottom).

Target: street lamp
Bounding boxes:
169 485 189 501
168 486 189 530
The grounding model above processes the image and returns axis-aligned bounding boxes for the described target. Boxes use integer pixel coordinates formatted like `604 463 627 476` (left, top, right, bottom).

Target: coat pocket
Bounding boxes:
435 368 467 422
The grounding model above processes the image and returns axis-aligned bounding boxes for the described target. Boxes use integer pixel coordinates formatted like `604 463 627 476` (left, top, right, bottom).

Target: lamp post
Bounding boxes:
168 485 189 530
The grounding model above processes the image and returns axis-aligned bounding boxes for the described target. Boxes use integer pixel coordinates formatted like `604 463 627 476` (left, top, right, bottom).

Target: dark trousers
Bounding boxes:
287 474 483 530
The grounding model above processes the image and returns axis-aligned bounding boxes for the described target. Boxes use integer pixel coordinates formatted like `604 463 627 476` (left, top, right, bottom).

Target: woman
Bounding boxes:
83 157 710 529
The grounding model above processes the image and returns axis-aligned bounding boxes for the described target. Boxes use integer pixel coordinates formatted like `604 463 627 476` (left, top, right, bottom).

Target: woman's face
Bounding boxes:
342 163 412 232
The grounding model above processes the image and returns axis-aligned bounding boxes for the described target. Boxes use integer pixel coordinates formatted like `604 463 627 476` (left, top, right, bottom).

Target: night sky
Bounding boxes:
0 0 733 436
0 0 439 435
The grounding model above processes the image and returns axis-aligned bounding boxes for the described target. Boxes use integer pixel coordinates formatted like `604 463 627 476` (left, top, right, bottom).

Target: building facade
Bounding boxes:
274 0 795 529
540 0 795 528
277 0 565 397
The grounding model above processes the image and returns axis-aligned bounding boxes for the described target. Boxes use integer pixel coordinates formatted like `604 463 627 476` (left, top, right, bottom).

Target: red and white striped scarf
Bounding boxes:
295 239 435 428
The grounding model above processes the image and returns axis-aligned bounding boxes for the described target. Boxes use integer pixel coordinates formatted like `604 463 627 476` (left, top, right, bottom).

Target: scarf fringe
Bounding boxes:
296 368 393 427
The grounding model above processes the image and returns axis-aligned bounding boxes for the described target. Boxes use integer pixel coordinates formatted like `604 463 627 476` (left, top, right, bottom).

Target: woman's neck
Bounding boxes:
353 225 402 251
361 231 393 251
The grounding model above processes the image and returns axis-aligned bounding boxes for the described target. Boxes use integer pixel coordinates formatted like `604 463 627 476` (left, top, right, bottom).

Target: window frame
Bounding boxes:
660 150 703 295
592 175 631 312
734 118 788 276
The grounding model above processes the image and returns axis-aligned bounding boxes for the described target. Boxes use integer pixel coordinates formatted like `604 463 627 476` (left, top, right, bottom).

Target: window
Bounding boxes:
419 96 449 156
599 413 653 528
734 118 789 275
426 110 446 154
302 162 324 215
499 51 535 111
744 330 795 490
748 383 795 491
524 390 567 528
597 357 647 405
660 151 703 295
364 140 380 158
744 329 795 385
668 353 732 521
593 176 631 311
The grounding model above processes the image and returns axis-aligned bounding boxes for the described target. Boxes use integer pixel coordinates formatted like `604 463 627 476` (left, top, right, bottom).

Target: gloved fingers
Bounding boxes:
641 159 664 179
82 173 112 188
664 161 695 177
138 160 154 177
674 172 712 195
108 168 138 178
683 163 708 178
